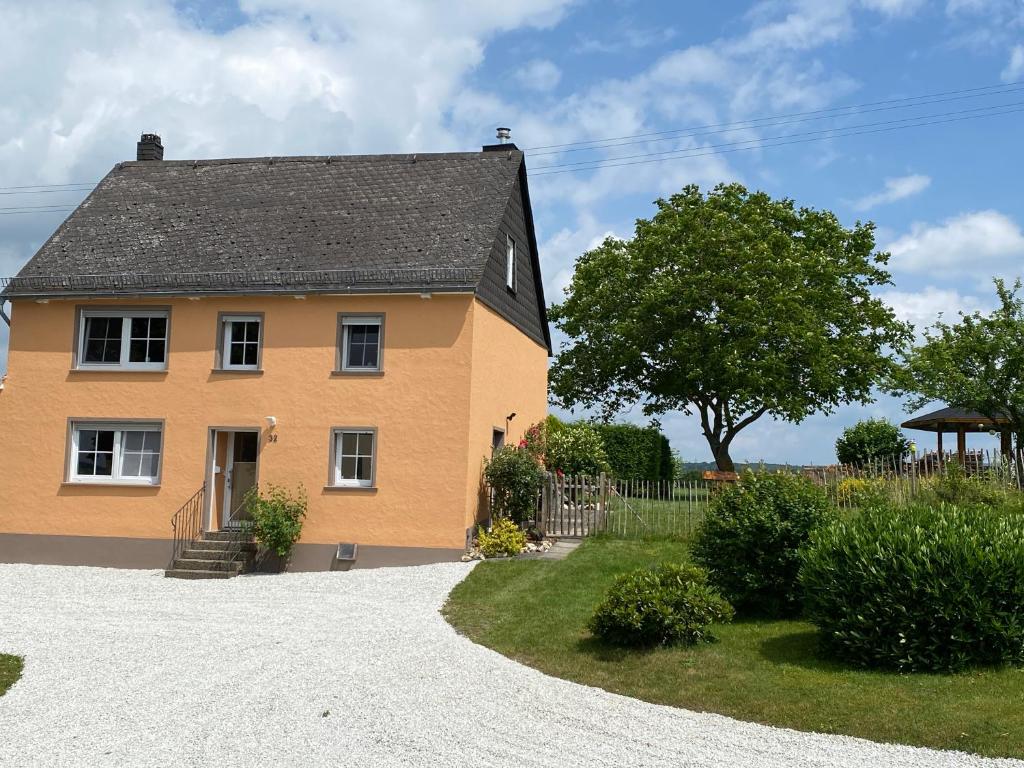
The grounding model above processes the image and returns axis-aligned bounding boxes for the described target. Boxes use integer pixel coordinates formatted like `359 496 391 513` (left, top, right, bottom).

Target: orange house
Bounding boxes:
0 133 550 572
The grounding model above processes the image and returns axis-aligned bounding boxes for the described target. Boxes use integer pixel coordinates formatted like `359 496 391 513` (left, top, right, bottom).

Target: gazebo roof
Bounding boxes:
901 406 1010 433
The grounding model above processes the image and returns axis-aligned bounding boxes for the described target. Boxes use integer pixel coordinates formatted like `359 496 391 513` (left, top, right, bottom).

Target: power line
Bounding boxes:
0 208 74 216
531 99 1024 173
523 79 1024 152
0 187 93 196
0 203 84 212
528 83 1024 157
530 103 1024 176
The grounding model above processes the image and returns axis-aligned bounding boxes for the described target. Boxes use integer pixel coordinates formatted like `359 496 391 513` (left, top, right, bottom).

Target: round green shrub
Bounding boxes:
800 503 1024 672
477 517 527 557
691 471 834 618
484 446 545 525
835 418 909 466
243 484 307 558
545 422 609 476
589 563 733 647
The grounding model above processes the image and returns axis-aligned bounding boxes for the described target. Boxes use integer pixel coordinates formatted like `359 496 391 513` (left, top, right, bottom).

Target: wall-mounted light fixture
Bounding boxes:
265 416 277 429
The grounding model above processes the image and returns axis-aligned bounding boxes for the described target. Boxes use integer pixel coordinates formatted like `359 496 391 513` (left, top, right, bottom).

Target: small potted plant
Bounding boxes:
242 484 307 573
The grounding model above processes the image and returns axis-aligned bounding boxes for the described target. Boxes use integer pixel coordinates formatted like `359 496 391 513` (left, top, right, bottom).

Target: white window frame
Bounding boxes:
68 421 163 486
505 234 517 292
332 428 376 488
77 309 169 371
221 315 262 371
340 315 383 372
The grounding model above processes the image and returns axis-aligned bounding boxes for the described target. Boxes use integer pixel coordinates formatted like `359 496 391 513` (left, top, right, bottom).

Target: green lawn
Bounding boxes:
443 537 1024 759
0 655 22 697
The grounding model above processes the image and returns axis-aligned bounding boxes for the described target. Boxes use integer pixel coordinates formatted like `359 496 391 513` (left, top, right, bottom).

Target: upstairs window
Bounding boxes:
339 315 383 373
218 314 263 371
505 234 517 293
69 421 162 485
77 309 169 370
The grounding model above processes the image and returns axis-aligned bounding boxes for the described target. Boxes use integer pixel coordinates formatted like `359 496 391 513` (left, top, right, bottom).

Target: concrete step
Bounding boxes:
171 558 244 572
181 547 254 561
164 568 236 580
202 530 252 542
189 539 257 552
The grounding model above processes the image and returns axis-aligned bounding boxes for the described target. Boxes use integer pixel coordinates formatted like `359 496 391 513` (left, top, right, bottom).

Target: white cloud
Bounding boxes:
515 59 562 92
1002 44 1024 81
851 173 931 210
860 0 927 16
885 210 1024 275
0 0 575 186
877 286 988 333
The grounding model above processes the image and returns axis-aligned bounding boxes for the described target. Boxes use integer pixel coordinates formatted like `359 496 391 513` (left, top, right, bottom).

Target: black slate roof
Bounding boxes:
902 406 1010 431
4 151 527 297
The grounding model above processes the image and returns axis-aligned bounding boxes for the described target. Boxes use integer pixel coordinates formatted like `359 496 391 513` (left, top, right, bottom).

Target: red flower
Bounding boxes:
556 468 564 478
518 438 528 448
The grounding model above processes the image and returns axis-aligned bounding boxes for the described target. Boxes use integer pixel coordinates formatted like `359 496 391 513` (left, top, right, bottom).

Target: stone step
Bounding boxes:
190 539 257 552
202 529 252 542
164 568 235 580
172 558 245 572
181 547 254 561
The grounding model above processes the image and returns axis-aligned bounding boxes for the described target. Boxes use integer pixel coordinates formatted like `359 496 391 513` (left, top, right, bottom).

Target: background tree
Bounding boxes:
835 418 910 466
548 183 911 471
894 279 1024 454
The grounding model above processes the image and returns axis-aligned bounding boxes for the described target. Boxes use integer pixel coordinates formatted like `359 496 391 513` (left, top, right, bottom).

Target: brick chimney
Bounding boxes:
136 133 164 161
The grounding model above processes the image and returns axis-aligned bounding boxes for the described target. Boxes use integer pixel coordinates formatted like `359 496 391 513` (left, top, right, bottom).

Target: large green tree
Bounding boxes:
894 279 1024 452
548 183 911 471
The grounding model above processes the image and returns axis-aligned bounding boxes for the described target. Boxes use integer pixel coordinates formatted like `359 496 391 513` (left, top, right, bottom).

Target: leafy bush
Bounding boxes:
835 418 909 466
546 422 609 476
519 420 547 463
588 563 734 647
800 503 1024 672
243 484 307 558
835 477 889 507
484 446 545 525
477 517 527 557
592 423 674 481
691 471 834 617
921 462 1004 507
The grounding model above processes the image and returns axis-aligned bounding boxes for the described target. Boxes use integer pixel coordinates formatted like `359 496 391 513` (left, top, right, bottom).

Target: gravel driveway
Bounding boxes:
0 563 1017 767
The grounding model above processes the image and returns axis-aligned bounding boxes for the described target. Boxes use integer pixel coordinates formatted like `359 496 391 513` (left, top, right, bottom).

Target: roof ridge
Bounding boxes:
118 151 522 170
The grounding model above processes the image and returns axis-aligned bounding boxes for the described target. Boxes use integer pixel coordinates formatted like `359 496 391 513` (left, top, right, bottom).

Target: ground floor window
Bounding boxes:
69 422 162 484
331 428 376 487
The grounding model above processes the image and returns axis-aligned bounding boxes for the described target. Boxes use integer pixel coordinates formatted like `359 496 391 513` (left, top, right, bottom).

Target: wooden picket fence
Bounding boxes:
536 472 712 539
808 448 1024 510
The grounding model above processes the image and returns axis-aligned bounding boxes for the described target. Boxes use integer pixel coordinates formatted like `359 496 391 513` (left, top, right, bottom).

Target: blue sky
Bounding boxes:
1 0 1023 464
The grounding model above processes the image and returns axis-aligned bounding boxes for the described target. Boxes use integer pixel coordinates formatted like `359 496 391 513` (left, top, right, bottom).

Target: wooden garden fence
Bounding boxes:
535 472 713 539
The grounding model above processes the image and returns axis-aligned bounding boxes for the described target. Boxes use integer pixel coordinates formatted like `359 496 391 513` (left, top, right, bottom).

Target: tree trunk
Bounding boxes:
712 445 736 473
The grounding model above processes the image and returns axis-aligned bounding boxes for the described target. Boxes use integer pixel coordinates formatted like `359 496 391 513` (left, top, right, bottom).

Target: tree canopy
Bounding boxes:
894 279 1024 448
548 183 911 471
835 418 909 466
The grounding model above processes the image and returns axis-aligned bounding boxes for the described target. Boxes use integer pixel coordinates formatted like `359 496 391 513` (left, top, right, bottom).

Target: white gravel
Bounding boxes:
0 563 1017 767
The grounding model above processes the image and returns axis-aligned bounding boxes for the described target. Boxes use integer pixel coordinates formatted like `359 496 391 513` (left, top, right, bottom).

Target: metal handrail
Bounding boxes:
169 484 206 566
0 267 477 296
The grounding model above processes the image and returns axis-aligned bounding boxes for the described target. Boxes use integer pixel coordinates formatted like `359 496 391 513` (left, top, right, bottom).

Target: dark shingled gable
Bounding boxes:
4 149 551 351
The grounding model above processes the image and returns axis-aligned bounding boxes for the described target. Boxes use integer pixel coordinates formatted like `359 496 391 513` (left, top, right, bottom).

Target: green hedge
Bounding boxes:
800 503 1024 672
592 423 674 481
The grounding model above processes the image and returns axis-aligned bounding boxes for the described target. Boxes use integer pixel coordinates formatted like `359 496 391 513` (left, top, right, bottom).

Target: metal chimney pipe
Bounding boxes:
496 127 512 144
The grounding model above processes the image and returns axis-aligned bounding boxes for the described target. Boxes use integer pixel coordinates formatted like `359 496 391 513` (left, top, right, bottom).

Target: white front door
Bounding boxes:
220 430 259 528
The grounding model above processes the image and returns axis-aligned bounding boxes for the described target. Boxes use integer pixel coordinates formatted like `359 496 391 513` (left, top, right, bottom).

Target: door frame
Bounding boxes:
205 427 262 531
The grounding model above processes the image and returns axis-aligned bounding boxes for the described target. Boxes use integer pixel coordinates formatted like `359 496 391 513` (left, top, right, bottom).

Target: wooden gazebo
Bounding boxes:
901 406 1012 463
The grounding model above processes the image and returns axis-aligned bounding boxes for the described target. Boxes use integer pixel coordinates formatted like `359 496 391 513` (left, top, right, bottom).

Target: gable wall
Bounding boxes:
475 172 549 351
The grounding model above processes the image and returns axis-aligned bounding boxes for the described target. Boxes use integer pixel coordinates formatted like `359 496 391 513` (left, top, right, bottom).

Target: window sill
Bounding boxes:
322 485 378 493
61 481 160 488
330 370 384 378
69 368 168 375
210 368 264 376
